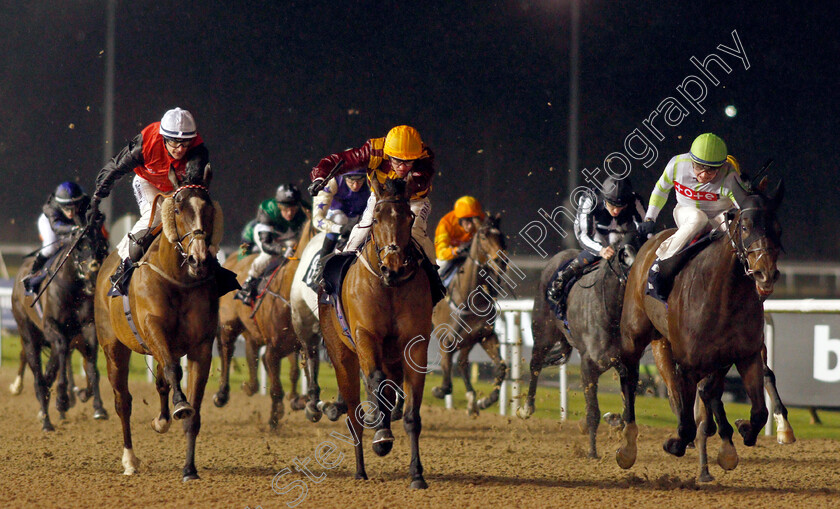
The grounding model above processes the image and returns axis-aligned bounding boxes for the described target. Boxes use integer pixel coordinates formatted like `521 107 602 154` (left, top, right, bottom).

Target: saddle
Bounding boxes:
646 229 722 303
22 251 64 295
320 252 358 344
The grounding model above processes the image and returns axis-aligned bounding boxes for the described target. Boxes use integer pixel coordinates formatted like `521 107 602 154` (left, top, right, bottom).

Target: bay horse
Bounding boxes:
11 220 110 430
430 213 509 417
522 241 636 459
213 219 315 428
94 166 222 480
318 177 432 489
616 181 784 480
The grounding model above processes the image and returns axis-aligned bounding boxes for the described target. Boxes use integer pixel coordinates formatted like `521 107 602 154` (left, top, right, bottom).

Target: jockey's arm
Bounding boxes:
312 179 342 233
256 229 286 256
632 194 646 226
42 201 77 235
644 155 678 222
310 142 372 182
434 218 457 261
93 133 145 201
574 194 605 253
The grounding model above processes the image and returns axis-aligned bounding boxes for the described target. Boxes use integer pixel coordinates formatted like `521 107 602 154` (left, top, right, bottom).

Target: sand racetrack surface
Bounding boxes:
0 369 837 509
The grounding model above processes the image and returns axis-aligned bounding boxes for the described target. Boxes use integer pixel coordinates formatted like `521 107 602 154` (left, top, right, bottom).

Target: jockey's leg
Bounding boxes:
647 206 710 301
547 250 597 316
237 251 271 305
409 197 445 304
343 193 376 253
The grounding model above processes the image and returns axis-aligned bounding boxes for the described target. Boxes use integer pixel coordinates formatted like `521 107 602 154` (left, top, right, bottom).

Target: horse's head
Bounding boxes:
161 163 219 280
729 179 784 299
368 177 415 286
71 222 110 296
608 243 637 286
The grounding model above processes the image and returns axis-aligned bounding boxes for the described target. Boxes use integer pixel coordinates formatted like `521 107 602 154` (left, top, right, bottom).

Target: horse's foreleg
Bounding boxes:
242 337 260 396
403 338 428 489
65 349 77 409
265 343 286 430
696 369 733 482
81 323 108 419
734 353 769 447
518 340 550 420
431 343 453 399
615 354 641 469
322 335 366 480
182 341 212 482
704 368 739 473
213 324 238 407
304 343 324 422
368 369 395 457
580 357 601 459
287 351 306 410
763 361 796 444
152 362 171 433
457 346 479 417
23 330 54 431
10 348 27 395
663 364 698 458
478 333 506 411
44 326 70 418
104 342 137 475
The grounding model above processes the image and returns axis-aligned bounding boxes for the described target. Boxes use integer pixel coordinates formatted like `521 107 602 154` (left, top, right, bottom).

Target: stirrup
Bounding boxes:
645 261 668 303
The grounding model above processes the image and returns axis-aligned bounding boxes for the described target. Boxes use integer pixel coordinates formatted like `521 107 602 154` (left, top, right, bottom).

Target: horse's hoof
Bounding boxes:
76 388 91 403
152 416 171 434
587 451 600 460
241 381 257 397
603 412 624 428
172 401 195 420
182 473 200 482
409 478 428 490
431 386 451 399
615 446 635 469
777 429 796 444
477 392 498 410
290 396 308 411
717 441 739 471
213 392 229 408
305 404 323 423
355 472 368 481
42 421 55 432
122 448 139 475
465 391 479 418
391 407 403 422
516 404 534 420
58 411 67 421
663 438 687 457
372 429 395 457
698 470 714 483
577 419 588 435
9 376 23 395
93 408 109 420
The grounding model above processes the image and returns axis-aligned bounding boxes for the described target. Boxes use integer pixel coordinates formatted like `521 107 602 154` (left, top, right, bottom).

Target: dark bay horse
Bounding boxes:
616 182 784 480
95 167 222 480
430 213 509 416
11 222 110 430
213 220 315 428
521 243 635 458
319 178 432 489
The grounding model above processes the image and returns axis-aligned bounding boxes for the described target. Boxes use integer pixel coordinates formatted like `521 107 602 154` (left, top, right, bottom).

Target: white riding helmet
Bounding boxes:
159 107 197 139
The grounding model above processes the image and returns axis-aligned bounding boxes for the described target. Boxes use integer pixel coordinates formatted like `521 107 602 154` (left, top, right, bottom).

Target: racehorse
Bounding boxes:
430 213 509 417
616 180 784 481
521 242 636 459
213 220 315 428
11 220 110 430
319 177 432 489
94 165 222 480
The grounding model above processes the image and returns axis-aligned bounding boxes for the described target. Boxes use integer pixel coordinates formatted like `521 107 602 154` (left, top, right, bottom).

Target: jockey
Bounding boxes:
86 107 214 291
546 176 645 314
308 125 446 302
22 182 91 291
236 184 309 305
312 167 371 262
434 195 485 275
638 132 744 302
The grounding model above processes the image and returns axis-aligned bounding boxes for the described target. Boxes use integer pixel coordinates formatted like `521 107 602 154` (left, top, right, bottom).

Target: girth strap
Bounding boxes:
122 294 151 353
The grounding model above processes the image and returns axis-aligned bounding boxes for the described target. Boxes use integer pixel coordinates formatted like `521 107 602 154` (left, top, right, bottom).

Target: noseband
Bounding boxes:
363 196 417 283
726 207 778 278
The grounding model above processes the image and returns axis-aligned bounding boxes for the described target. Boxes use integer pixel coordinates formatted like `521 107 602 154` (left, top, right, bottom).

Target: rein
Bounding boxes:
361 196 417 284
170 184 210 264
725 207 778 278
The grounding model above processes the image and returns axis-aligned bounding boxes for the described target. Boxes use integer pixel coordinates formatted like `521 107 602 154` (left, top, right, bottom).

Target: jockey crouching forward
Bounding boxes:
435 195 485 278
236 184 309 305
546 176 645 317
86 107 221 294
312 167 371 267
638 133 744 302
22 182 92 291
308 125 446 303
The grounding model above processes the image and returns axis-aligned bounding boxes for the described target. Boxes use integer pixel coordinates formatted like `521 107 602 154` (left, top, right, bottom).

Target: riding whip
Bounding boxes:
31 224 90 307
308 160 345 196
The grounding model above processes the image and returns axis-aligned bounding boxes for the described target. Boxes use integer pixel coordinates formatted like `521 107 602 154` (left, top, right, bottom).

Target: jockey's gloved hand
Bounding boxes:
638 219 656 238
85 198 100 225
455 245 470 256
339 222 355 236
307 178 325 196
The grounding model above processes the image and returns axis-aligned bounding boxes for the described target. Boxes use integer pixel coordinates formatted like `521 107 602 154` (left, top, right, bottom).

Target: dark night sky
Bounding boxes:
1 1 838 260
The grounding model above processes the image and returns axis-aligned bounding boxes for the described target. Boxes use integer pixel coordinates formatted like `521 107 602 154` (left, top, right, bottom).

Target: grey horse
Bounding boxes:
519 243 635 459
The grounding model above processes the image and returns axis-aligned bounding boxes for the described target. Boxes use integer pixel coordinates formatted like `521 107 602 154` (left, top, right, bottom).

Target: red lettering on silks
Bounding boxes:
675 181 719 201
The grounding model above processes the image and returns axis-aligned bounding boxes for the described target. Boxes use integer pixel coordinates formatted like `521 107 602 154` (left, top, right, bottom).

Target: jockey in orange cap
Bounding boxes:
434 196 485 276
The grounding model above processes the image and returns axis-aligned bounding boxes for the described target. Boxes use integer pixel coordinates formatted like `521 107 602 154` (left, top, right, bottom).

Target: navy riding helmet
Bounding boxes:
54 181 86 205
601 177 634 207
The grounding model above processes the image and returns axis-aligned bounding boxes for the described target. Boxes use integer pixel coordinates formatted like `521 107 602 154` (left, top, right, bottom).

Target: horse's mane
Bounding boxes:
382 178 407 198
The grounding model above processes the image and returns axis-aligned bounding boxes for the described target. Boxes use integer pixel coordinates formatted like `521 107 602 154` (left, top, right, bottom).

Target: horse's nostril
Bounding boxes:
380 265 388 274
188 255 197 266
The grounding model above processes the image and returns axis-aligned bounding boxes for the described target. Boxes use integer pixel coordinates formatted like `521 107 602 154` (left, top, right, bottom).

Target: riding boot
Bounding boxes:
235 276 260 305
23 252 49 291
110 257 136 295
546 258 584 318
646 256 680 303
420 256 447 305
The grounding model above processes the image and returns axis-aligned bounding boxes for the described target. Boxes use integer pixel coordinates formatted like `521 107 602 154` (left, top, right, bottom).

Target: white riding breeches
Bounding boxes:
37 214 61 258
117 175 162 259
249 224 295 278
655 205 726 260
343 193 435 261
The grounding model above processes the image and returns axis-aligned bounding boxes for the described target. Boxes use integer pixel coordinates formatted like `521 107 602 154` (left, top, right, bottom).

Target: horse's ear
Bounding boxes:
493 212 502 228
203 163 213 188
369 176 382 198
768 178 784 211
756 175 769 193
168 167 179 190
403 172 414 199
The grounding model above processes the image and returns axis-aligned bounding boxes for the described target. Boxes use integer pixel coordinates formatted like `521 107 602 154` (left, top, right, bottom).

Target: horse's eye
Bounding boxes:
741 225 748 232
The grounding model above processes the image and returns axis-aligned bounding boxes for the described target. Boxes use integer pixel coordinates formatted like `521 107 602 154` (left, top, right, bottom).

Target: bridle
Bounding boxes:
170 184 210 264
361 196 418 284
725 207 779 279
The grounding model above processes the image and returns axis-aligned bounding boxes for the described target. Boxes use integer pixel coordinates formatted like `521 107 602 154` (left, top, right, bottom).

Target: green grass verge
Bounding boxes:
3 333 839 439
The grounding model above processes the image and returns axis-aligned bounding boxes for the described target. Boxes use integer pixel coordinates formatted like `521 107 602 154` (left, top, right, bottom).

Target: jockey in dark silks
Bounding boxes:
22 182 91 291
235 183 309 305
312 167 371 264
546 177 645 316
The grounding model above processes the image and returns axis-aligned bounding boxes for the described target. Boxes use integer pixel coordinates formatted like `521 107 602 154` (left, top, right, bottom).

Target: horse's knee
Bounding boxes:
403 410 421 434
